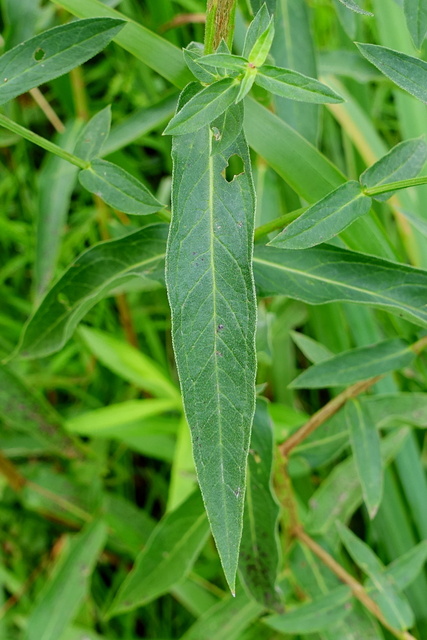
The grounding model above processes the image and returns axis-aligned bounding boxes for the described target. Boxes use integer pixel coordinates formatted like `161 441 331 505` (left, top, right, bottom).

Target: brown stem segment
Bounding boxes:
205 0 237 53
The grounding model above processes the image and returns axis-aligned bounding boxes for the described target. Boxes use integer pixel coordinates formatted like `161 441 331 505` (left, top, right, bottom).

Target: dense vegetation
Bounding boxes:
1 0 427 638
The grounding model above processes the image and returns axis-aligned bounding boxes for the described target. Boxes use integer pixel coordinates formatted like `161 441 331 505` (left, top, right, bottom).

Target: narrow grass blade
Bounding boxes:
107 490 209 616
79 159 164 215
0 18 125 105
166 90 256 593
404 0 427 49
27 521 107 640
74 106 111 161
239 399 282 611
356 43 427 104
336 0 373 15
17 224 167 359
290 339 414 388
346 399 383 518
269 181 371 249
255 65 343 103
254 244 427 328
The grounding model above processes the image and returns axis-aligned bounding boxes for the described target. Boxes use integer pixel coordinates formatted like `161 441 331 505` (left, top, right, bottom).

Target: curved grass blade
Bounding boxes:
79 159 164 215
74 106 112 161
336 0 373 15
17 224 168 359
0 18 125 105
290 339 414 388
404 0 427 49
346 399 383 519
255 66 343 103
107 490 209 616
253 244 427 328
166 92 256 593
356 43 427 104
239 399 282 611
360 137 427 202
163 78 240 136
268 181 372 249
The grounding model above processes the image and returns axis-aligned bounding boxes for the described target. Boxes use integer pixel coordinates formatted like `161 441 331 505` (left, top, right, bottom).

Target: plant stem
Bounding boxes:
296 528 417 640
364 175 427 197
204 0 237 54
254 207 306 241
0 112 89 169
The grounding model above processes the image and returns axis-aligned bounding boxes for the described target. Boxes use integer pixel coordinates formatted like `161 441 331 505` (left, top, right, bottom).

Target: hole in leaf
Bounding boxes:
34 48 45 61
222 154 244 182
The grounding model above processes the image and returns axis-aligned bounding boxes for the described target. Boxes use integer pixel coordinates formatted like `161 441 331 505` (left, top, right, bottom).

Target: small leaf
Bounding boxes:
356 43 427 104
248 18 275 67
74 106 112 161
163 78 240 135
239 399 282 611
17 224 167 359
264 586 353 633
235 68 257 103
183 42 218 84
385 541 427 590
346 399 383 518
199 53 248 72
243 4 271 59
336 0 373 16
27 521 107 640
336 523 414 631
404 0 427 49
255 65 343 103
107 490 209 616
79 159 164 215
269 181 371 250
0 18 125 105
290 339 414 388
360 137 427 201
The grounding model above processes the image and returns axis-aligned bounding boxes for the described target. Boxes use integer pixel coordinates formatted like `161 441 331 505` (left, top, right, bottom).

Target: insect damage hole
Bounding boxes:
221 154 245 183
34 48 46 61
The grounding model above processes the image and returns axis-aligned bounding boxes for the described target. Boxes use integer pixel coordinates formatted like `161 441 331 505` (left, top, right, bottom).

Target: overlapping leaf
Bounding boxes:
404 0 427 49
255 66 343 103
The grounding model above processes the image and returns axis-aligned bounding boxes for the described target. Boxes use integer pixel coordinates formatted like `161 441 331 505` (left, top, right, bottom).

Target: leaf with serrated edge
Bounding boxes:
239 399 282 611
346 399 383 518
0 18 124 105
269 181 371 250
166 88 256 592
360 137 427 201
290 339 414 388
74 106 112 161
79 159 164 215
255 65 343 104
356 43 427 104
404 0 427 49
107 490 209 616
254 244 427 328
17 224 167 359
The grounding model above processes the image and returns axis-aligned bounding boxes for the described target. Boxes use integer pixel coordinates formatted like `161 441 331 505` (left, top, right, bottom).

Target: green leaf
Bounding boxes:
346 399 383 518
211 102 244 155
243 4 271 59
107 490 209 616
0 18 125 105
248 18 275 67
336 0 373 15
336 523 414 630
35 120 83 299
26 521 107 640
74 106 112 161
360 137 427 201
166 89 256 593
290 339 414 388
253 244 427 328
356 43 427 104
184 42 219 84
199 53 248 72
163 78 240 136
0 363 82 459
239 399 282 611
385 541 427 590
235 69 257 103
290 330 334 364
255 65 343 103
79 326 180 401
268 181 371 250
79 159 164 215
264 586 353 633
404 0 427 49
17 224 167 359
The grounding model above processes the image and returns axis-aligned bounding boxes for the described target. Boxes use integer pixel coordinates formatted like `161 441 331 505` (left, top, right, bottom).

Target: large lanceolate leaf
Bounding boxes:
253 244 427 328
239 400 282 611
404 0 427 49
0 18 125 105
166 94 257 593
269 181 372 250
356 43 427 104
255 66 343 103
17 224 167 359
